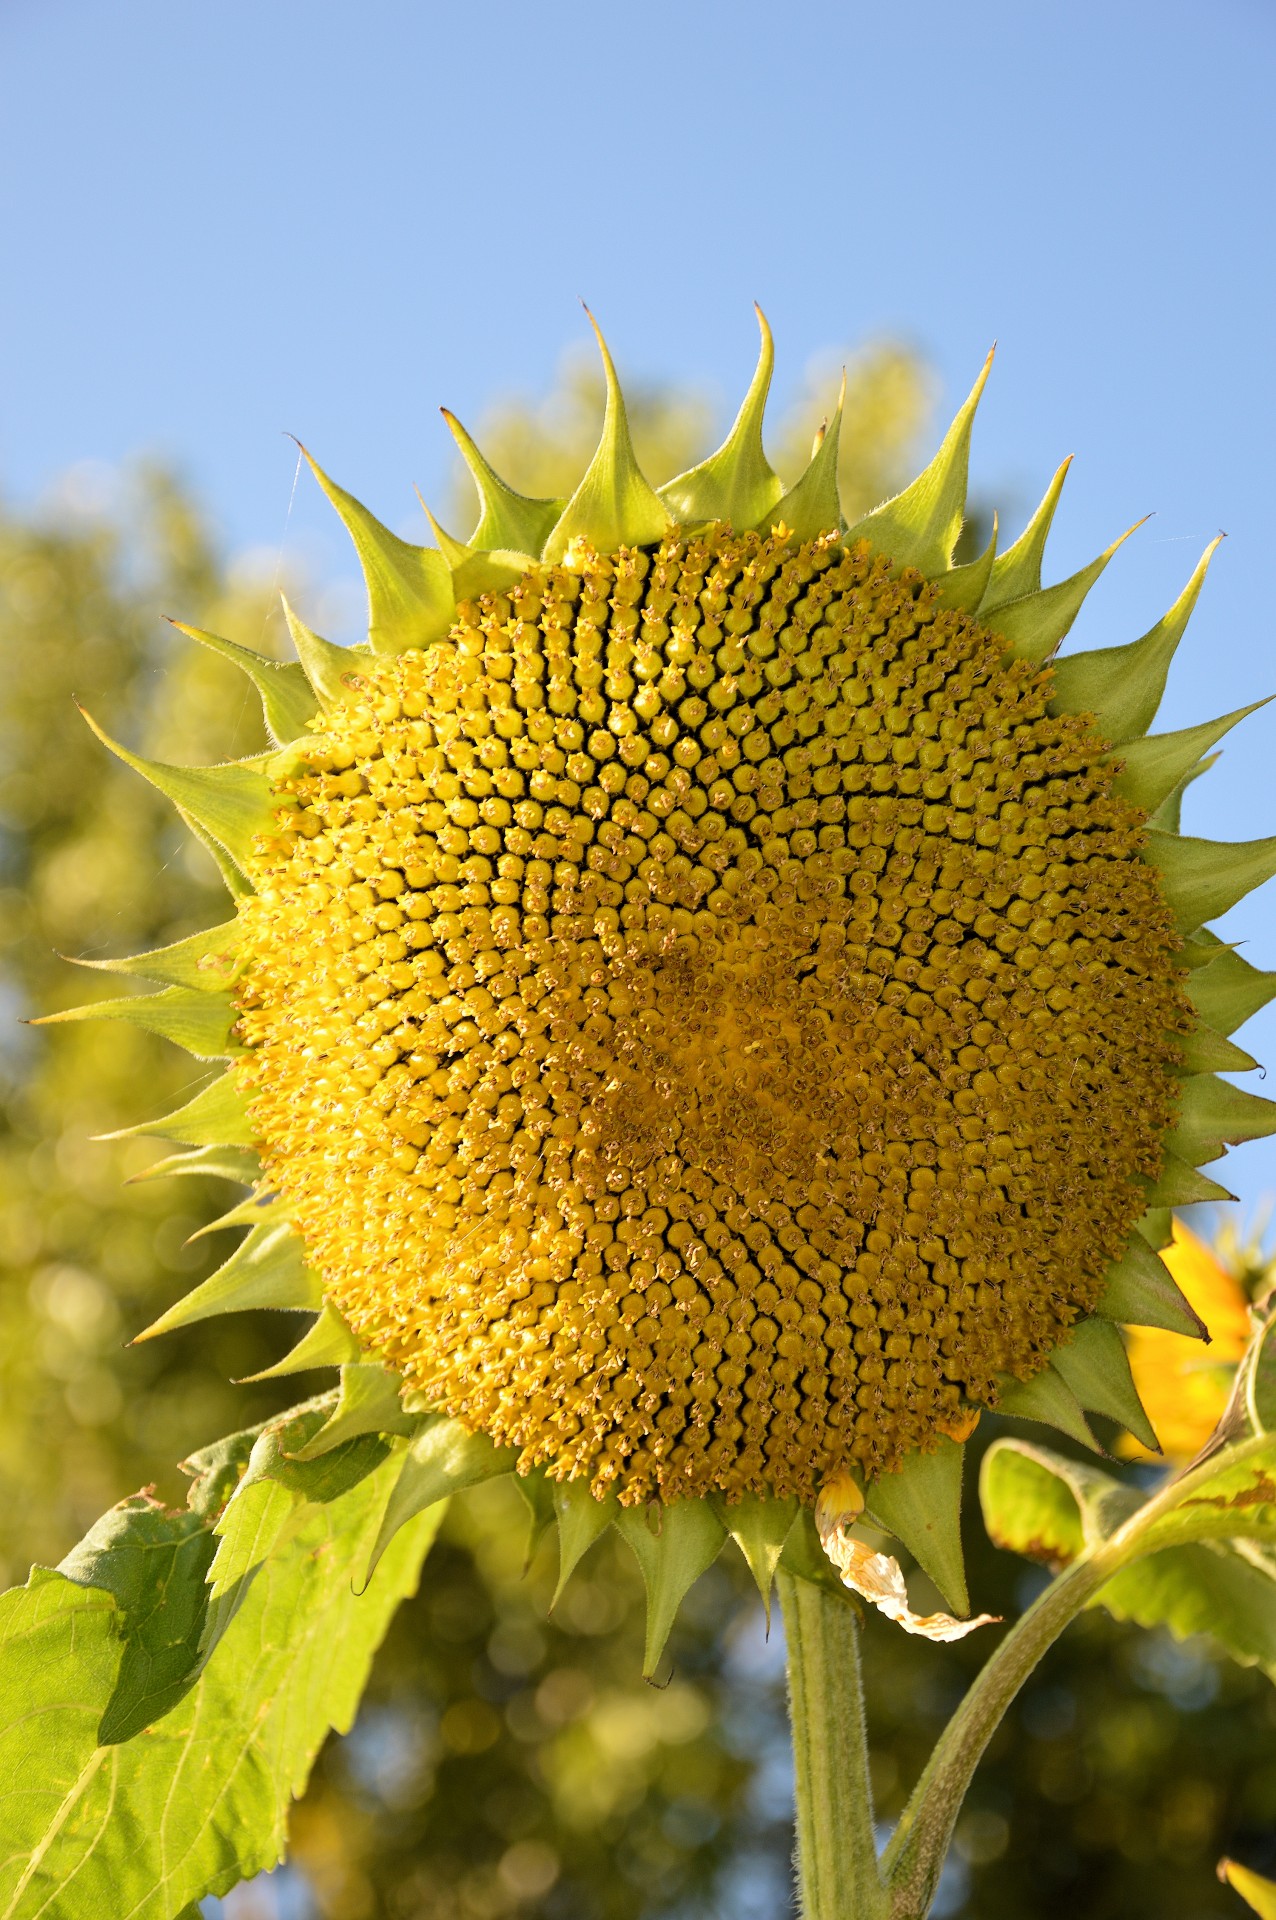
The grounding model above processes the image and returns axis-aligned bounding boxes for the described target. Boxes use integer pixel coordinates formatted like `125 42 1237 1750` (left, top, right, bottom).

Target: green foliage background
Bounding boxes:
2 348 1275 1919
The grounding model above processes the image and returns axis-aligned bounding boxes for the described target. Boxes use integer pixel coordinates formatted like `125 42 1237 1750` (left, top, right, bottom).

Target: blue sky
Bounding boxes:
4 0 1276 1211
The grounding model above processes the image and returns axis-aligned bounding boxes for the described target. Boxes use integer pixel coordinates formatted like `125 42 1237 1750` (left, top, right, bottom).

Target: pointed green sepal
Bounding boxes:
301 445 455 652
188 1192 281 1240
845 348 994 574
1111 700 1269 815
240 1302 362 1382
130 1143 261 1186
1187 937 1276 1036
994 1366 1101 1453
134 1223 321 1341
35 985 238 1061
982 458 1072 612
756 372 845 541
865 1436 969 1615
99 1070 254 1147
1096 1231 1207 1339
551 1477 619 1606
1145 828 1276 934
1050 1317 1159 1453
929 513 998 614
1136 1208 1174 1252
441 407 565 555
168 619 317 745
711 1491 798 1622
513 1469 557 1571
280 595 366 711
418 497 533 600
291 1363 416 1459
614 1498 728 1678
68 919 244 994
1140 1149 1236 1208
1048 538 1222 742
363 1416 516 1583
660 306 783 529
1148 752 1218 834
79 708 277 871
990 520 1146 667
1169 1074 1276 1167
1178 1023 1258 1075
542 311 672 565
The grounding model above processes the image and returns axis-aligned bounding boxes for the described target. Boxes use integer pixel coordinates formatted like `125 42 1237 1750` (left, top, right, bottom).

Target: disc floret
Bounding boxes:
235 521 1189 1504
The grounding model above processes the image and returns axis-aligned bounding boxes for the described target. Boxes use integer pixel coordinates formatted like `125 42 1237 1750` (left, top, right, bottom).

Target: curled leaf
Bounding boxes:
819 1529 999 1642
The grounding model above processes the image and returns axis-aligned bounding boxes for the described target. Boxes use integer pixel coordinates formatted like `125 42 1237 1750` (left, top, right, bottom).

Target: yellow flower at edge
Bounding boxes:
1122 1218 1251 1462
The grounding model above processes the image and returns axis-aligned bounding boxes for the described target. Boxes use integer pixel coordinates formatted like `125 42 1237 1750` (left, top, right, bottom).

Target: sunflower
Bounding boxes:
56 311 1276 1647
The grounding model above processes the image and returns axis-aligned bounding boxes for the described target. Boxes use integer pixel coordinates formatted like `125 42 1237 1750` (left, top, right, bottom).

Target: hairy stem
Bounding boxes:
778 1571 887 1920
880 1545 1118 1918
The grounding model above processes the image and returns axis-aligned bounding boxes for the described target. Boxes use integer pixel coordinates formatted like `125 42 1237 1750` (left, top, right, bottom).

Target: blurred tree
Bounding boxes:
4 353 1274 1920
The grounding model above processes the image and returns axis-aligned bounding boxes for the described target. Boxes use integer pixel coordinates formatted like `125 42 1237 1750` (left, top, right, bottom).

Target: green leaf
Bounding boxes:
1047 537 1222 743
1139 1148 1235 1209
1178 1023 1258 1075
513 1469 558 1570
417 497 533 600
1099 1539 1276 1678
542 311 672 564
134 1222 322 1341
614 1499 728 1678
302 446 456 653
756 374 844 542
777 1505 856 1599
281 595 366 710
79 706 277 871
1111 700 1268 815
363 1416 516 1582
202 1403 387 1660
0 1446 436 1919
1168 1073 1276 1166
291 1362 416 1459
660 306 783 530
1145 828 1276 934
1095 1232 1206 1339
57 1494 216 1745
169 620 318 745
36 985 238 1061
551 1478 618 1606
100 1069 255 1148
67 919 243 993
865 1437 969 1614
994 1366 1100 1452
988 520 1145 667
131 1143 261 1187
982 458 1071 612
979 1438 1138 1565
845 349 993 574
1049 1317 1159 1453
1186 937 1276 1037
711 1492 798 1621
441 408 565 556
929 513 998 614
240 1301 362 1380
1134 1432 1276 1556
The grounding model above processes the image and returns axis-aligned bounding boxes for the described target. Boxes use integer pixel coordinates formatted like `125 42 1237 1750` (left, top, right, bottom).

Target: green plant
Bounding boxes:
4 312 1276 1918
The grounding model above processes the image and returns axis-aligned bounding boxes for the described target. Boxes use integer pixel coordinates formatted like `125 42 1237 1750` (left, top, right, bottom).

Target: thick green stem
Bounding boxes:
778 1571 888 1920
880 1544 1119 1918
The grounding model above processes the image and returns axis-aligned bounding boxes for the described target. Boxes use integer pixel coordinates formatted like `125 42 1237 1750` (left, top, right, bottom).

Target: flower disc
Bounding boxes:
237 526 1189 1503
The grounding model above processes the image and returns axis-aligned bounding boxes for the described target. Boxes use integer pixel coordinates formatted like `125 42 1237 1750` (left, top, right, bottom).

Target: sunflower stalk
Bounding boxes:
779 1571 887 1920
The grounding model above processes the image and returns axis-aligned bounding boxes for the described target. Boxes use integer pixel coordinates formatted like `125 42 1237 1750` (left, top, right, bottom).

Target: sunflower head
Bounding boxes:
61 310 1276 1649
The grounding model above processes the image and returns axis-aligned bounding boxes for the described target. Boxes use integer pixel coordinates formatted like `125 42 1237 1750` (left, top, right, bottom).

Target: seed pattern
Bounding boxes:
236 526 1189 1504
